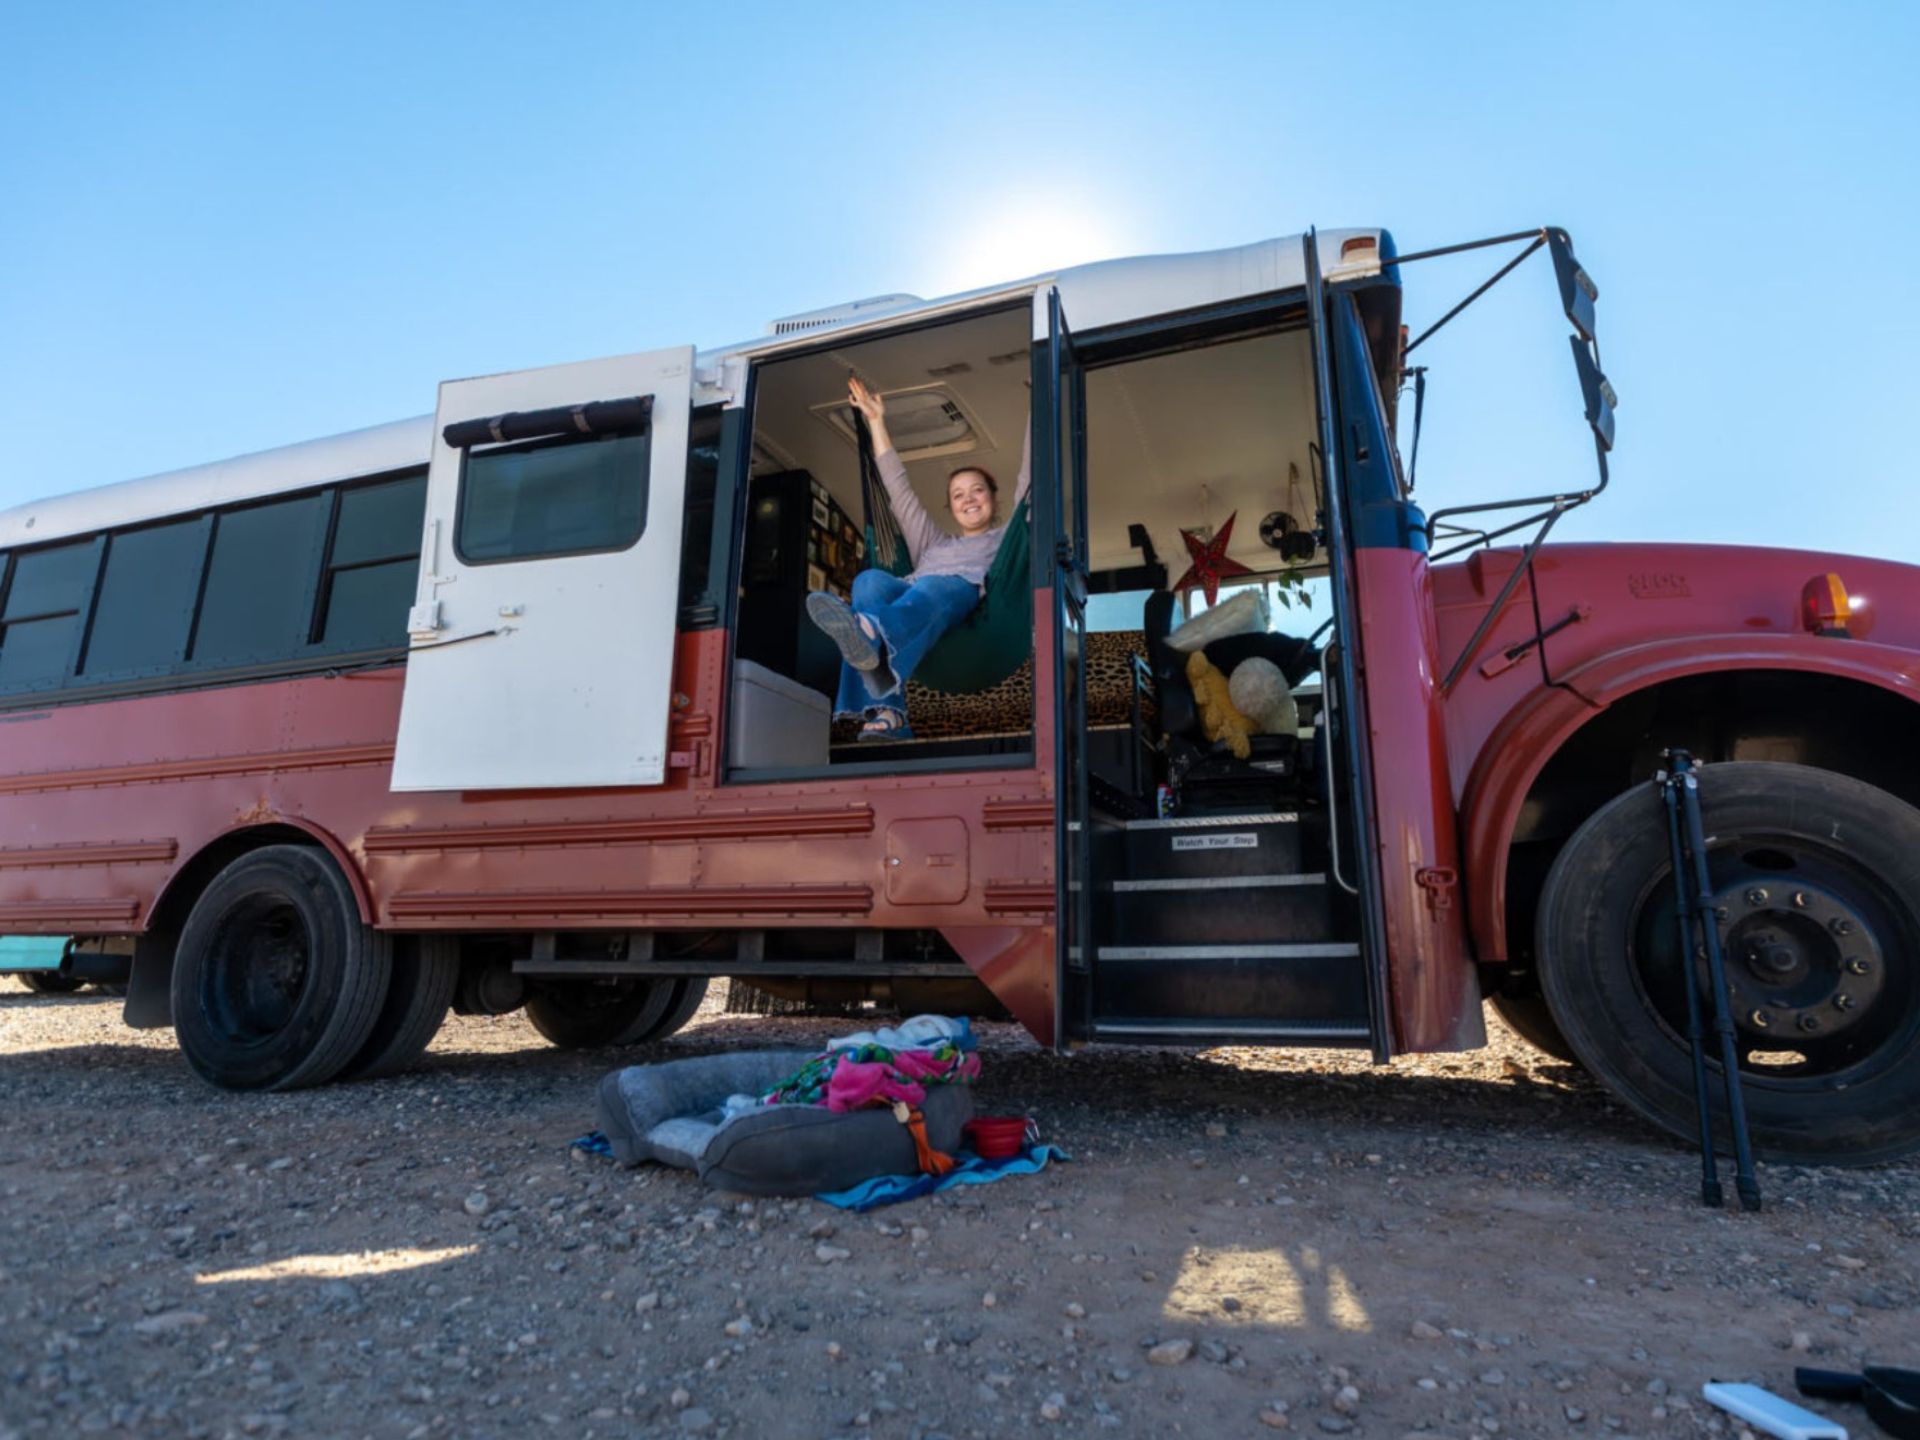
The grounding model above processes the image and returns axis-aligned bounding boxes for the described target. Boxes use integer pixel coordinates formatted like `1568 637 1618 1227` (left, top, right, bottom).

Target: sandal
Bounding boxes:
806 592 880 672
858 709 913 742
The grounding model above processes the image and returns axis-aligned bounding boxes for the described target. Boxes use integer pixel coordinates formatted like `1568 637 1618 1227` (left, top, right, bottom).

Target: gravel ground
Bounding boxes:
3 977 1916 1440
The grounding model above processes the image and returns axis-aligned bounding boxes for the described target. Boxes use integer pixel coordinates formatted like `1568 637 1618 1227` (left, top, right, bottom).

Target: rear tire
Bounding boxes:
1488 991 1578 1063
21 970 84 995
1538 762 1920 1166
524 976 710 1049
337 935 459 1081
171 845 392 1091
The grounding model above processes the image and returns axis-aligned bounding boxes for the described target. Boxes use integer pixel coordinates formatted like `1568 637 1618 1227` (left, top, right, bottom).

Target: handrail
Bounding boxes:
1320 660 1358 897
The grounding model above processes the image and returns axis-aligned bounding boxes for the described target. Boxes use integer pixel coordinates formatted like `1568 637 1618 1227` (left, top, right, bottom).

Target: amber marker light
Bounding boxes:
1800 573 1853 637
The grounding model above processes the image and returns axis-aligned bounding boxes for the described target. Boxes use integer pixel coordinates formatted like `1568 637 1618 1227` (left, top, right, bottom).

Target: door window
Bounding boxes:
456 431 650 564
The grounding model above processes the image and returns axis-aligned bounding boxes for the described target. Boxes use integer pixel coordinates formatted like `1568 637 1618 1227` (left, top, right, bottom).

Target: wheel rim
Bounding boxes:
203 896 314 1043
1628 831 1918 1087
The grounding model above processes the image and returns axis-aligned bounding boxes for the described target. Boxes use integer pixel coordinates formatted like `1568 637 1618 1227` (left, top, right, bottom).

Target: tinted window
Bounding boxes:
0 540 96 689
319 472 426 650
82 519 207 675
3 541 95 621
191 495 326 664
457 431 648 563
678 410 723 614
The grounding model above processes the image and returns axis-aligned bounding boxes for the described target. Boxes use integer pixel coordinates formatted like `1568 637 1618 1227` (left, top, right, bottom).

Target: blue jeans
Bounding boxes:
834 569 981 720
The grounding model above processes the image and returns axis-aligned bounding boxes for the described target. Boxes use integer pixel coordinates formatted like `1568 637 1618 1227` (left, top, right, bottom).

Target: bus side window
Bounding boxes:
0 540 97 690
189 494 329 666
316 471 428 650
80 518 208 676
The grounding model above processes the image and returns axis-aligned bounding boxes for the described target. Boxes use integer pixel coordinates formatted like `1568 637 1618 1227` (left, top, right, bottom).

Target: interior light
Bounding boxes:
1800 573 1852 637
1341 236 1378 259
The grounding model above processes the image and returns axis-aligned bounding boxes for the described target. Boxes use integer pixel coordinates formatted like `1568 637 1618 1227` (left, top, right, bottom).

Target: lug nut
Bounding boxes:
1745 888 1770 907
1792 891 1809 908
1833 993 1857 1012
1798 1015 1822 1032
1831 918 1855 937
1846 957 1871 975
1749 1009 1771 1029
1714 906 1731 922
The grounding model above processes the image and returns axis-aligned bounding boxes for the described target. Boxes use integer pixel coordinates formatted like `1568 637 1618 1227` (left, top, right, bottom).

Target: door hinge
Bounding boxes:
1415 866 1458 911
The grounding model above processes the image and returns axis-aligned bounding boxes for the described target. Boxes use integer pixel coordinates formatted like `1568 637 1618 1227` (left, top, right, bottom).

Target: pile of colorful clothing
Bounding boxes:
743 1015 981 1114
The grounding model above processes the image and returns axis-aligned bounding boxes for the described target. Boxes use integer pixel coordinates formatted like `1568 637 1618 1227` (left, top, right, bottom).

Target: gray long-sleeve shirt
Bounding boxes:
876 424 1033 588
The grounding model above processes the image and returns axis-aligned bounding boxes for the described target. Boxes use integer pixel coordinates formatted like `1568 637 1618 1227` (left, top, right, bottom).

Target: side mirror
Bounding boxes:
1548 228 1598 344
1570 336 1616 453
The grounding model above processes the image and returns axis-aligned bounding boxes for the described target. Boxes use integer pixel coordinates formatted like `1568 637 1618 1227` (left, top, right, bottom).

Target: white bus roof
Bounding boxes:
0 229 1386 550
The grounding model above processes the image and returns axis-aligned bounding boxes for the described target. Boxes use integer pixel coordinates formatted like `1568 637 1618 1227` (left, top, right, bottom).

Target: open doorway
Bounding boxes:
727 304 1035 776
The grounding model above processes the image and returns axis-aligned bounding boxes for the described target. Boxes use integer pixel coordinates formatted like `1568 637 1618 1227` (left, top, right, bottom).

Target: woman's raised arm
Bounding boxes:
850 375 941 563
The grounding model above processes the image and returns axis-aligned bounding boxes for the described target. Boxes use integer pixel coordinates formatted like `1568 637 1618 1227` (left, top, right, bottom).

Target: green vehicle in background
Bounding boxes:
1 935 84 994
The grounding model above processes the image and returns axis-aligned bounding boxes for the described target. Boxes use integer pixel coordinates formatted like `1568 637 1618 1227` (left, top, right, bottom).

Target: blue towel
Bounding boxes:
815 1144 1070 1212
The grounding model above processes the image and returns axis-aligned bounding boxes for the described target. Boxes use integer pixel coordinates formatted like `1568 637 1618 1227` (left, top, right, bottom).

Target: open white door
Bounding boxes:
391 346 694 791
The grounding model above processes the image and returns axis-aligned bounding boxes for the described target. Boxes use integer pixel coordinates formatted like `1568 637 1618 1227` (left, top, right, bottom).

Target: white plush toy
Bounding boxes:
1227 657 1298 736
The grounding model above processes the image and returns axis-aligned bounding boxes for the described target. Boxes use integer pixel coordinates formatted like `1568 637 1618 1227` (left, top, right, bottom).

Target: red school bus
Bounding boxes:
3 227 1917 1163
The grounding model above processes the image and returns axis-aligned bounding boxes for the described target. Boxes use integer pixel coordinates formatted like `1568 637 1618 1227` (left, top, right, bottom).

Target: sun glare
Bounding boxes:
194 1245 478 1284
932 195 1134 294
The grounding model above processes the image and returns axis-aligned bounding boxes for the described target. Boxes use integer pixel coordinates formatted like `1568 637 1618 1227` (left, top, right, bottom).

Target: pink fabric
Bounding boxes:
823 1049 982 1114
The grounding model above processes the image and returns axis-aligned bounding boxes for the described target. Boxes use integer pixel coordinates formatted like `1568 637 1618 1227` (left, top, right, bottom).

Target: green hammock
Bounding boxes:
855 414 1032 694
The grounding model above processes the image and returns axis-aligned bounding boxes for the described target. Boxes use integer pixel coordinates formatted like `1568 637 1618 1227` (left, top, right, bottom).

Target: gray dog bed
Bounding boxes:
596 1050 974 1196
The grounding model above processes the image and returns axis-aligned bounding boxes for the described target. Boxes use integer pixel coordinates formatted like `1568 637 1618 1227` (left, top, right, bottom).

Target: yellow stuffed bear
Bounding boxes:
1185 651 1254 760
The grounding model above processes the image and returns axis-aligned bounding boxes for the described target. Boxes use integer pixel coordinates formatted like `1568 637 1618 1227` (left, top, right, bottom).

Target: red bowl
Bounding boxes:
963 1116 1034 1159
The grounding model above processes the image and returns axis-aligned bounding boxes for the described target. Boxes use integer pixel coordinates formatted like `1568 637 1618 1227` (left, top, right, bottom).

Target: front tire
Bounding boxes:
171 845 392 1091
337 935 458 1081
1538 762 1920 1166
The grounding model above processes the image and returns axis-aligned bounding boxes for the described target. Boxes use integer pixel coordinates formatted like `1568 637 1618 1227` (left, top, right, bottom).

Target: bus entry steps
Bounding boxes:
1086 811 1367 1036
1089 1015 1372 1047
1091 942 1367 1026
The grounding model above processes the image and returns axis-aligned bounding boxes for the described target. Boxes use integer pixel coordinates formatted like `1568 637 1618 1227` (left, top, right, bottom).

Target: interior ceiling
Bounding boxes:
751 309 1321 581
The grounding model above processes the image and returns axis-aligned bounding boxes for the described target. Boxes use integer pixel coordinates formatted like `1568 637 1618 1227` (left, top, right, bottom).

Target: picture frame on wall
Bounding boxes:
806 563 827 593
810 497 829 529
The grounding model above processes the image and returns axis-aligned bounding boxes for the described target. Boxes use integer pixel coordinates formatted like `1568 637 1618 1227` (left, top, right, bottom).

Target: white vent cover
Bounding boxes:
810 383 989 461
766 293 923 337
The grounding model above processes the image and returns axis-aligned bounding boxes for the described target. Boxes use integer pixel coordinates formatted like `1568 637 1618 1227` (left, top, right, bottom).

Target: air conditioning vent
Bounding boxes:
766 293 923 337
811 383 989 461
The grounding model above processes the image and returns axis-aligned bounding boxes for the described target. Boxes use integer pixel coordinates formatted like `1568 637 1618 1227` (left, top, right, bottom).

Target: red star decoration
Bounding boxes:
1172 511 1255 606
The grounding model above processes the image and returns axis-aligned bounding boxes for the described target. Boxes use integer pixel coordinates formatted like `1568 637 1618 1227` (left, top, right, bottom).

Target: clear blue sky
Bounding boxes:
3 1 1915 562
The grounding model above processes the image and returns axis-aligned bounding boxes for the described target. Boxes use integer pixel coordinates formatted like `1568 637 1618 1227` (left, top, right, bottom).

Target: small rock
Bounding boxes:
1563 1405 1586 1423
722 1317 752 1339
678 1407 712 1434
1259 1402 1291 1429
132 1311 210 1336
669 1387 691 1409
909 1226 930 1244
1039 1392 1066 1422
1478 1369 1506 1386
1222 1296 1243 1314
1205 1122 1228 1139
1315 1418 1353 1435
808 1218 836 1239
1200 1339 1231 1364
1331 1385 1359 1415
825 1341 844 1361
1147 1338 1194 1366
981 1291 998 1309
1410 1320 1444 1340
1830 1255 1867 1272
635 1292 660 1314
1646 1378 1669 1397
1790 1331 1813 1353
462 1192 490 1217
814 1244 850 1263
1064 1301 1087 1320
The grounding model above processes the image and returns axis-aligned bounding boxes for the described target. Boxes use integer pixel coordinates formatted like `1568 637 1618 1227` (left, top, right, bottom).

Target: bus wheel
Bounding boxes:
524 977 710 1049
1487 992 1578 1064
171 845 393 1091
338 935 459 1081
1538 762 1920 1166
21 970 85 995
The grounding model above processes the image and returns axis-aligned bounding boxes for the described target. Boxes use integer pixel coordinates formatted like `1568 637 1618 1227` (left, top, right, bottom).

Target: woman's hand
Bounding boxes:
848 374 886 424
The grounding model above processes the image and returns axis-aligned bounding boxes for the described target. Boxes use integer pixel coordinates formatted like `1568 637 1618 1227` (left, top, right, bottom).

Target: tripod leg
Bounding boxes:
1675 757 1763 1212
1660 763 1722 1208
